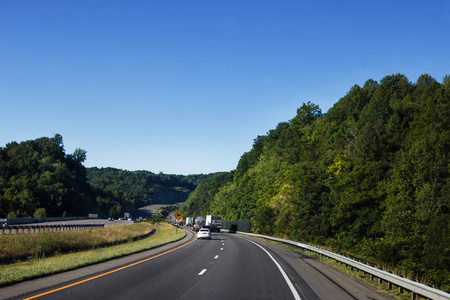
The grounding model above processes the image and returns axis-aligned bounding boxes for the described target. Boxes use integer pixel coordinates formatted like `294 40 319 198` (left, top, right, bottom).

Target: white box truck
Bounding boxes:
206 215 222 232
186 217 193 226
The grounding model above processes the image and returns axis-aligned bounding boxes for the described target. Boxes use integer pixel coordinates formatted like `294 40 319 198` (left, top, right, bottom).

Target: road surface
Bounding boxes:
1 228 394 300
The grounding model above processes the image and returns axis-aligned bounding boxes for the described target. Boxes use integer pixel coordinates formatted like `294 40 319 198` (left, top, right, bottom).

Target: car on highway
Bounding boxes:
228 224 238 233
210 225 220 232
197 228 211 240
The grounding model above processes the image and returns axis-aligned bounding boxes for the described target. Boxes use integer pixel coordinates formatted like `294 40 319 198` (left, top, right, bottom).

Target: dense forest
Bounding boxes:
87 167 211 217
0 135 95 218
181 74 450 288
0 135 209 218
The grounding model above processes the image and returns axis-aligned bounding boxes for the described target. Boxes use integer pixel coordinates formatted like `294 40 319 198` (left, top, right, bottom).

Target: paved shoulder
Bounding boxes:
239 235 395 300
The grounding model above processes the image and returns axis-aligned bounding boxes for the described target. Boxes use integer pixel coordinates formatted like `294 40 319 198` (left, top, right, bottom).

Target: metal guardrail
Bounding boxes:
1 223 105 234
238 231 450 300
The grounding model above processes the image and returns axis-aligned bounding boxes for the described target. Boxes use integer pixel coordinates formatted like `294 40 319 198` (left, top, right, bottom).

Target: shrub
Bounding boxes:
33 208 47 218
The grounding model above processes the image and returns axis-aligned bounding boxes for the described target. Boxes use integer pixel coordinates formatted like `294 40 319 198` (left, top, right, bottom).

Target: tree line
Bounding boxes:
181 74 450 289
0 135 210 219
87 167 212 217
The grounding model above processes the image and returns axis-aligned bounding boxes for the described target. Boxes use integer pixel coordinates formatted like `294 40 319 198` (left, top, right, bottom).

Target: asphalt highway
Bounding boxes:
1 228 394 300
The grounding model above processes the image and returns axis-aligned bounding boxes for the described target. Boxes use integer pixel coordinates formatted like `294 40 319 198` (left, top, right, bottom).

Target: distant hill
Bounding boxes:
0 134 214 219
86 167 214 217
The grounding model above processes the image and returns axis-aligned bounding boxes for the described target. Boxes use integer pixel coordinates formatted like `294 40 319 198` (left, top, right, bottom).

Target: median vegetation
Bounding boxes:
0 222 185 287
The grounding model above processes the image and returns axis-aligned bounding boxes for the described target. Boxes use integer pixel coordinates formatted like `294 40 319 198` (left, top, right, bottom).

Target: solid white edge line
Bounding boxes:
247 239 302 300
198 269 207 275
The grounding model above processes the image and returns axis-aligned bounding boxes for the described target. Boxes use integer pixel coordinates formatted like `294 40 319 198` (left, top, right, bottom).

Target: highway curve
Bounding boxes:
1 228 394 300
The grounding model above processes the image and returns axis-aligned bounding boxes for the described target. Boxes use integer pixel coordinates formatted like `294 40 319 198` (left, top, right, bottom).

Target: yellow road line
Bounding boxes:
23 230 197 300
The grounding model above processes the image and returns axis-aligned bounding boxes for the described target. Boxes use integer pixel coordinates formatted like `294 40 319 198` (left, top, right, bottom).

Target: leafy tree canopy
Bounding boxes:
0 134 94 217
180 74 450 289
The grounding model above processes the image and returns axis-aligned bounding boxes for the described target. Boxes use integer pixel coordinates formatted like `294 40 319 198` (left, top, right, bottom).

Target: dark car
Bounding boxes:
228 224 238 233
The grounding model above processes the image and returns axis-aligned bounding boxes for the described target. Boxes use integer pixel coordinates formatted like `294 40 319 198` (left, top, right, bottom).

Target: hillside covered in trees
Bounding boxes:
0 135 95 218
87 167 211 217
181 74 450 288
0 135 209 219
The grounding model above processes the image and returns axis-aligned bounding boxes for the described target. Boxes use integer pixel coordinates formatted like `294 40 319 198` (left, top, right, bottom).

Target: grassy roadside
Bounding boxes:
0 222 155 263
0 222 185 287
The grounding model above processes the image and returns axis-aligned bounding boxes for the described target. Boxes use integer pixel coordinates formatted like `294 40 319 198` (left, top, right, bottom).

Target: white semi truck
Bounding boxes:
206 215 222 232
185 217 193 226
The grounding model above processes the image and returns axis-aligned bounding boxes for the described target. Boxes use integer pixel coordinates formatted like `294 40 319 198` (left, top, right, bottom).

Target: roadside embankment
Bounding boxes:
0 222 185 287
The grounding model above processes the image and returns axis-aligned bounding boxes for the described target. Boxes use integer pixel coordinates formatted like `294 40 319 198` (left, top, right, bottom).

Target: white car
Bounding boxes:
197 228 211 240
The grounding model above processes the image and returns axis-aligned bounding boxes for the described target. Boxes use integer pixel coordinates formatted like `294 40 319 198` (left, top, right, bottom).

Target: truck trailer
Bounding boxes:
206 215 222 232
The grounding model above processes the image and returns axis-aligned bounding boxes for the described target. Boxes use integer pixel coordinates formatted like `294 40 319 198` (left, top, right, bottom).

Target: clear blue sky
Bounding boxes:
1 1 449 175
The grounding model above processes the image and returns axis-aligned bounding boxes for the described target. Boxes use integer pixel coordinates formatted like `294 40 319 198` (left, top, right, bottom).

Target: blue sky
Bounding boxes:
1 0 449 175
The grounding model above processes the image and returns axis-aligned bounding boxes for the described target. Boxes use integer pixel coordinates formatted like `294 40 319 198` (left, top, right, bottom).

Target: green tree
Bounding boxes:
180 74 450 288
0 134 96 218
33 208 47 218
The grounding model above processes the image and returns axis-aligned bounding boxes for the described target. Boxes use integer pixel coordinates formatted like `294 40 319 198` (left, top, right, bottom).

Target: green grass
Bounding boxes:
0 222 156 263
0 223 185 287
